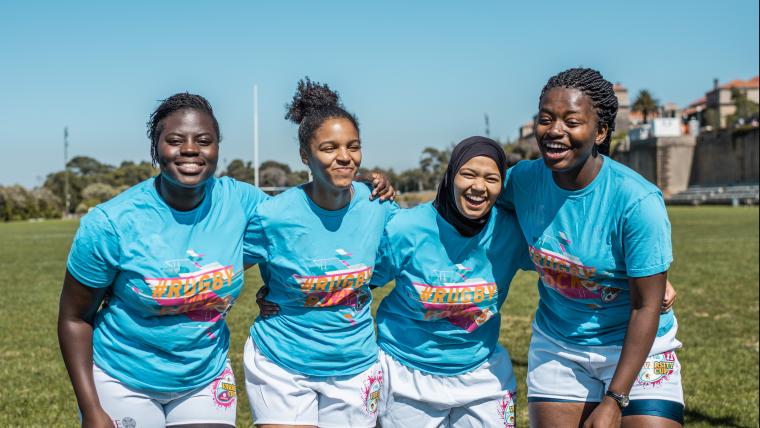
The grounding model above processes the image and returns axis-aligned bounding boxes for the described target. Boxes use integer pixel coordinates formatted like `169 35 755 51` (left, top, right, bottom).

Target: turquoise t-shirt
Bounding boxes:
67 176 268 392
499 157 674 346
244 183 396 377
370 203 532 375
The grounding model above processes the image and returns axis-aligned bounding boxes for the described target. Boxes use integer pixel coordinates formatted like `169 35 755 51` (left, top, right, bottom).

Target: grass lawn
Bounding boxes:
0 207 757 427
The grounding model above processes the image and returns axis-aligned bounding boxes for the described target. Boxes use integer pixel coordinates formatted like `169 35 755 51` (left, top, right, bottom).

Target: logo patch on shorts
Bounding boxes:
636 350 678 387
114 417 136 428
497 390 516 428
361 369 383 415
211 366 236 408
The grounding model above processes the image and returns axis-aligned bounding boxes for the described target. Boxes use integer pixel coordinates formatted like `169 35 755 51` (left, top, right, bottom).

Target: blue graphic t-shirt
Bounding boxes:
67 176 267 392
370 203 532 375
499 157 674 346
244 183 396 377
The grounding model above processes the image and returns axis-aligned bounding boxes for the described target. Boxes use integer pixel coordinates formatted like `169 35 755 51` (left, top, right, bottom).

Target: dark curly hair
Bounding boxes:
285 77 359 151
147 93 221 166
539 68 618 156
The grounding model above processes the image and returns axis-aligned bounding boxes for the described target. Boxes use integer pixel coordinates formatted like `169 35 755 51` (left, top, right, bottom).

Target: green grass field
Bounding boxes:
0 207 757 427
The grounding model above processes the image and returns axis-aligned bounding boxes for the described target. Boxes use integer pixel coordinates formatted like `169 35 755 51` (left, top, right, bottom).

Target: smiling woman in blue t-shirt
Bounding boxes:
499 68 684 428
369 136 531 428
242 78 396 428
58 93 269 428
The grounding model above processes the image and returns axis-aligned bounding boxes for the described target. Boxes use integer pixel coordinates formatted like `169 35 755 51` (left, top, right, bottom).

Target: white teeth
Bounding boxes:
465 195 485 203
545 143 567 150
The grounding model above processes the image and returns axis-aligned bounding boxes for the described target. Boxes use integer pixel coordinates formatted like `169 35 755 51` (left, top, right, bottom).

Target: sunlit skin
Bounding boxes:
453 156 502 220
535 87 608 190
300 117 362 211
155 109 219 211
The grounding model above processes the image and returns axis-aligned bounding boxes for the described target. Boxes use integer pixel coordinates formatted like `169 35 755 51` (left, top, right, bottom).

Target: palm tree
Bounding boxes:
632 90 659 124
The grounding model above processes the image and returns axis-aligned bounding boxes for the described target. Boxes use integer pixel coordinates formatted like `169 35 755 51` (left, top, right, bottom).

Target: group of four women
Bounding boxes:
58 68 683 428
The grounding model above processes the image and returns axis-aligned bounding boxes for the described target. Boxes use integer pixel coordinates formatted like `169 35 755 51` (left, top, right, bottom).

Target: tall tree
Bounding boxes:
632 90 659 124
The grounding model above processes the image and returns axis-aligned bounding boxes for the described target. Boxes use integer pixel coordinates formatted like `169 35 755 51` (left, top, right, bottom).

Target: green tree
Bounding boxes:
632 90 659 124
726 88 760 127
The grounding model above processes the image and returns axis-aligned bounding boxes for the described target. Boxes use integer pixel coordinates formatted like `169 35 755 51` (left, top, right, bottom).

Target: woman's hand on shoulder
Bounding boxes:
359 171 396 201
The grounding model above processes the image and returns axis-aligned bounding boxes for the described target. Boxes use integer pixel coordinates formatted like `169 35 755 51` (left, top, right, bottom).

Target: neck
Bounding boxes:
552 154 604 191
305 181 353 211
156 175 207 211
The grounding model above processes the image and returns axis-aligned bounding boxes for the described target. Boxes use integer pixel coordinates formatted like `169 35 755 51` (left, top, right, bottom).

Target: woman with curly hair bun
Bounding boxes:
500 68 684 428
242 78 397 428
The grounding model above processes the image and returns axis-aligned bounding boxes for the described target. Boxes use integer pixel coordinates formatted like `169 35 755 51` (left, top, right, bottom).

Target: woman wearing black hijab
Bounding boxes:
369 136 531 427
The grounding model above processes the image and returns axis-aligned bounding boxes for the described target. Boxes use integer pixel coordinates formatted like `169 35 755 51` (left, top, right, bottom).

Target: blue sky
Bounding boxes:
1 0 758 187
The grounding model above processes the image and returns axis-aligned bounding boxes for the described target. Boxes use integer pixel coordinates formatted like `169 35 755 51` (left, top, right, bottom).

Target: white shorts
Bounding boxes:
527 321 684 406
91 361 237 428
379 345 518 428
243 336 382 428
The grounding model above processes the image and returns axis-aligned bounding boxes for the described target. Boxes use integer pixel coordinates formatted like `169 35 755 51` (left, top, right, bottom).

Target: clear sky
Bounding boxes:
2 0 758 187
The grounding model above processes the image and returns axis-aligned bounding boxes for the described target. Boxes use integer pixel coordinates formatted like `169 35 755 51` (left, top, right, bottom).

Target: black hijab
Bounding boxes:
433 136 507 237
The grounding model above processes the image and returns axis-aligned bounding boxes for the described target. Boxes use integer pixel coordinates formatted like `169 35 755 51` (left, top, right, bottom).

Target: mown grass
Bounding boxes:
0 206 757 427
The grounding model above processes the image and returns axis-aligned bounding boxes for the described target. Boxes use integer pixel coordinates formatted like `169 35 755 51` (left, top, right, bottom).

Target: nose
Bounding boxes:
336 147 351 164
180 139 200 156
547 120 564 138
471 178 487 192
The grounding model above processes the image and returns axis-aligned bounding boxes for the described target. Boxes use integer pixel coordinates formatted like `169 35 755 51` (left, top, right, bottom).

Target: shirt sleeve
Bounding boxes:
370 229 399 287
236 180 269 220
243 211 269 266
496 166 516 211
66 208 120 288
622 193 673 277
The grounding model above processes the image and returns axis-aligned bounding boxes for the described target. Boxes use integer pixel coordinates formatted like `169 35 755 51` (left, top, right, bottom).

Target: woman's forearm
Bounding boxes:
607 303 661 394
58 315 102 414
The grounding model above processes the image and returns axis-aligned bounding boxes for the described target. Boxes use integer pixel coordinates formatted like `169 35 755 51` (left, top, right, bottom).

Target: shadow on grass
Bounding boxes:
684 407 749 428
511 358 527 368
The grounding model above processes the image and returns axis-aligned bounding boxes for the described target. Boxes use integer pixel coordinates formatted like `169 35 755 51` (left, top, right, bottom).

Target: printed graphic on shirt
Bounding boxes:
361 369 383 415
211 366 236 408
636 351 678 388
497 390 516 428
411 264 498 332
529 232 622 306
293 248 372 309
137 250 238 326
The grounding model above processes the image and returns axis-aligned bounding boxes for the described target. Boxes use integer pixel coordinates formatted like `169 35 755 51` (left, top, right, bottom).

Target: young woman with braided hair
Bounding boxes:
499 68 684 427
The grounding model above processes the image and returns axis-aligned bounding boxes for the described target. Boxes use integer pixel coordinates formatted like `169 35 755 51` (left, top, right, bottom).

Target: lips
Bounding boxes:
175 161 205 175
463 193 487 207
541 140 571 161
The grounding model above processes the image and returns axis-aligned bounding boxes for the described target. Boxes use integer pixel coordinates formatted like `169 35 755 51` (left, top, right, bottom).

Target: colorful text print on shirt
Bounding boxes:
210 366 236 408
411 265 498 332
497 390 516 428
529 245 622 304
142 256 236 322
361 369 383 415
293 248 373 309
636 351 678 388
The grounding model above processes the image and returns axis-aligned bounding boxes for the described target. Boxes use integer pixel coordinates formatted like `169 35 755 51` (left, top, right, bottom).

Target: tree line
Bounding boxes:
1 141 534 222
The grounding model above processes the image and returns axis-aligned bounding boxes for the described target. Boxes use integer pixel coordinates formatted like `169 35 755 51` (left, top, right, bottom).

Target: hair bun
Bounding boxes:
285 77 342 124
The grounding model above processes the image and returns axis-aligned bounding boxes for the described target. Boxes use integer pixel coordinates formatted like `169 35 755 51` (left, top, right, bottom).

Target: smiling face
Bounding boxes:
156 109 219 188
453 156 502 220
534 87 607 173
301 117 361 190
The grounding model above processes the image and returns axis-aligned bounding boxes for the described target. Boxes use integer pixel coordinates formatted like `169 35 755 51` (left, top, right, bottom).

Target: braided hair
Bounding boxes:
285 77 359 152
147 93 221 166
539 68 618 156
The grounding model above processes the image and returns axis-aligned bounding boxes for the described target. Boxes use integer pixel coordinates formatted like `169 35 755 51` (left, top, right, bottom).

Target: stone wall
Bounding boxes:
689 127 760 185
613 136 696 197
